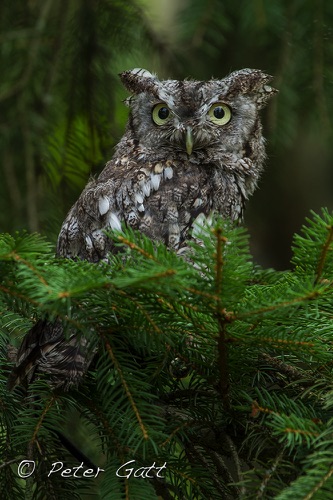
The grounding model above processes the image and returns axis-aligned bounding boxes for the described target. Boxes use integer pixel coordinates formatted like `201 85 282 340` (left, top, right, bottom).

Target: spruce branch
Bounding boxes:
260 352 314 385
184 285 221 303
0 285 39 306
101 334 149 440
30 394 57 446
255 337 316 350
115 290 164 335
184 440 229 497
256 447 285 498
4 252 49 288
213 226 231 410
237 290 321 319
2 212 333 497
84 397 127 459
303 466 333 500
116 234 160 262
315 223 333 285
0 458 22 470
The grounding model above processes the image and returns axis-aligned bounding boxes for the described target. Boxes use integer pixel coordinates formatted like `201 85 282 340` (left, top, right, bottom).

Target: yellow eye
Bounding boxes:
152 103 171 125
208 103 232 125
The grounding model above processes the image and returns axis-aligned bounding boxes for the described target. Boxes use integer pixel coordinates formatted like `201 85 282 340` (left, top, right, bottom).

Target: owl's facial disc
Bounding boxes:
151 99 233 155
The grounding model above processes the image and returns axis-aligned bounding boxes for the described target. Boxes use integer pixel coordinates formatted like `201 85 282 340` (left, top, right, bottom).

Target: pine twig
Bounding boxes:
256 448 285 499
315 223 333 284
214 226 230 410
101 334 149 440
260 352 313 385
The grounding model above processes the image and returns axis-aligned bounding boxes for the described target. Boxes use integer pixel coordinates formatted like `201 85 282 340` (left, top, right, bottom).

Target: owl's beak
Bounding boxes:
185 127 194 155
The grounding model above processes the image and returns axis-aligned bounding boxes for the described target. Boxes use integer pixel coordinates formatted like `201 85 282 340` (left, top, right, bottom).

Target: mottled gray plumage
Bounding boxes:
58 68 276 261
9 68 277 390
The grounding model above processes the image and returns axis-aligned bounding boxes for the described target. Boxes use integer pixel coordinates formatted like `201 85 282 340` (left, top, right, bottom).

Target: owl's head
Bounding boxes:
119 68 277 161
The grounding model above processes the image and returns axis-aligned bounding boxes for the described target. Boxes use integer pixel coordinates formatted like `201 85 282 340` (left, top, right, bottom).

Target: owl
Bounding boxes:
8 68 277 390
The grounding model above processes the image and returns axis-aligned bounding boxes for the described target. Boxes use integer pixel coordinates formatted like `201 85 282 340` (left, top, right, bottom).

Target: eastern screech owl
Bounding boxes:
8 68 277 390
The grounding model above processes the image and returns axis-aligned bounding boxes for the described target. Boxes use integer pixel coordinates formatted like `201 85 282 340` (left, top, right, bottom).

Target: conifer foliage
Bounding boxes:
1 210 333 499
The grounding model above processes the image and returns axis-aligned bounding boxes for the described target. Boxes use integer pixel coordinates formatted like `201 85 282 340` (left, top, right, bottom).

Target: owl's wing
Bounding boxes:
56 175 121 262
56 156 216 261
7 318 61 389
7 318 95 390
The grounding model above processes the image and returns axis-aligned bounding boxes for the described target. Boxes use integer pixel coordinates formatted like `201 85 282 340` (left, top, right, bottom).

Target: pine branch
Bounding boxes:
30 394 57 446
214 226 231 410
101 334 149 440
304 466 333 500
315 222 333 284
2 211 333 497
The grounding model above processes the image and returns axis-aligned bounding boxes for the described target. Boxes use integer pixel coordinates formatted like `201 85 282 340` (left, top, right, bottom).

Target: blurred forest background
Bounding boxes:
1 0 332 270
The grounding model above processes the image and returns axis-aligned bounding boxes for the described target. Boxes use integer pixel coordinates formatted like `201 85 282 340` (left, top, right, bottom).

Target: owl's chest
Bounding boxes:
111 158 243 248
58 158 246 260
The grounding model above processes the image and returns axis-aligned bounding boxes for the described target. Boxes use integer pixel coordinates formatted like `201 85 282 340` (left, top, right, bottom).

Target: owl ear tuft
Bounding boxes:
119 68 159 95
225 69 278 108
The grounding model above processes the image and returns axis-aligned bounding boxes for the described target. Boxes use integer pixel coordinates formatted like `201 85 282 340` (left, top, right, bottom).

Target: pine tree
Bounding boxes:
1 210 333 499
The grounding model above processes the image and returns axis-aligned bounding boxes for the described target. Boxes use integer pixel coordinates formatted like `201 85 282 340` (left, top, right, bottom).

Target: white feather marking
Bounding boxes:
134 192 144 204
85 235 93 249
193 198 203 208
158 88 174 106
164 166 173 179
98 196 109 216
92 228 103 240
128 211 137 222
107 212 122 231
142 182 151 197
131 68 155 79
138 204 145 212
192 212 213 238
150 174 161 191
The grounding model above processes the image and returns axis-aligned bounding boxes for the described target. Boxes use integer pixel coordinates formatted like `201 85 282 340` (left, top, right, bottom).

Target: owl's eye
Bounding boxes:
208 103 232 125
152 103 171 125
